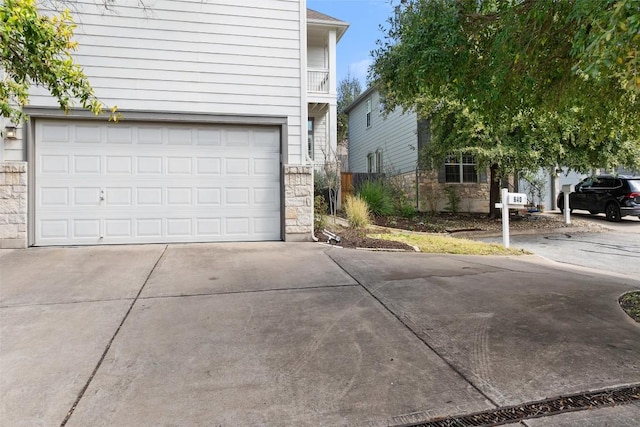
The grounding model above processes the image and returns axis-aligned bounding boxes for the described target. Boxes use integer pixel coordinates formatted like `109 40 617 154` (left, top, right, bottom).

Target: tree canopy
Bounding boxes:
1 0 115 123
371 0 640 176
337 73 362 143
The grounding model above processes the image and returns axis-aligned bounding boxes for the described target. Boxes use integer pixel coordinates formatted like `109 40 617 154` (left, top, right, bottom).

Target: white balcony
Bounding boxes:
308 69 329 93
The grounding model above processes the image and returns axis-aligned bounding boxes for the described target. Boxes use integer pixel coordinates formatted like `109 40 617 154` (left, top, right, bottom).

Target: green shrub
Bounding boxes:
345 195 370 229
398 202 417 218
314 195 328 232
444 186 461 214
357 180 394 217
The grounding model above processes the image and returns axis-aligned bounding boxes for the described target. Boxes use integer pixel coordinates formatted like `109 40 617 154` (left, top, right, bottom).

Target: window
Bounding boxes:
366 151 383 173
375 150 383 173
307 118 314 159
366 99 372 128
445 153 478 183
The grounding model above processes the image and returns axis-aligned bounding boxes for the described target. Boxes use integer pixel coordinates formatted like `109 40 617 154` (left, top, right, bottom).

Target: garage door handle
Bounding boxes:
100 189 105 201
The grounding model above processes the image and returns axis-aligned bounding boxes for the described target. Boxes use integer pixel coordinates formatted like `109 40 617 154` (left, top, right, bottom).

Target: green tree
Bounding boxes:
1 0 115 123
337 73 362 143
372 0 640 216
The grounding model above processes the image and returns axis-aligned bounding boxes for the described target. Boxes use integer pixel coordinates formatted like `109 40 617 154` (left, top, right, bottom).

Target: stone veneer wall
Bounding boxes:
283 165 313 241
0 162 27 248
417 170 491 213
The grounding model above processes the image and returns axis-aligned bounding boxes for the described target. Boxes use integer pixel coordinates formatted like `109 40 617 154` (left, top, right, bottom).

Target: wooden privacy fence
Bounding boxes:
340 172 385 205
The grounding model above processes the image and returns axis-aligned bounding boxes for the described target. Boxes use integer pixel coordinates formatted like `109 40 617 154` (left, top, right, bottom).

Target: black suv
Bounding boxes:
557 175 640 222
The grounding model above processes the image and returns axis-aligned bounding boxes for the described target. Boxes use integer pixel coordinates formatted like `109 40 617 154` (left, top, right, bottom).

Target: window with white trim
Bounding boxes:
445 153 478 183
367 153 374 172
375 150 383 173
366 99 372 128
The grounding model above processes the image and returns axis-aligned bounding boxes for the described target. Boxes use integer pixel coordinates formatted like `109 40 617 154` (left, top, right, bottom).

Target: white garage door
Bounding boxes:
35 120 281 245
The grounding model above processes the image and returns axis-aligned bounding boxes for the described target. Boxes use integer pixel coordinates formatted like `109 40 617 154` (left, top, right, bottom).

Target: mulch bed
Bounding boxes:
315 228 414 251
372 211 592 233
317 212 603 251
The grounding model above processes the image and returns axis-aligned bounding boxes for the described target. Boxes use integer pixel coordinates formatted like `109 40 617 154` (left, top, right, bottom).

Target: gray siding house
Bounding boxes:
345 87 490 213
0 1 348 247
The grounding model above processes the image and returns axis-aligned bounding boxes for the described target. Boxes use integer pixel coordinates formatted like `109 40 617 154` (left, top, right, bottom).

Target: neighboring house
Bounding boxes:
0 1 348 248
345 87 489 213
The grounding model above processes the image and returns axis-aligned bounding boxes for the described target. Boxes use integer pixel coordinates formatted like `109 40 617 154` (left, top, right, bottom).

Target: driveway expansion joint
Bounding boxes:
325 250 501 410
0 297 136 310
136 283 359 300
59 244 169 427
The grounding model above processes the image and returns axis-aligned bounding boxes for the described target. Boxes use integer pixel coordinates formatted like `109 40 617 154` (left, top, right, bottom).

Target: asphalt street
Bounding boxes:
478 212 640 278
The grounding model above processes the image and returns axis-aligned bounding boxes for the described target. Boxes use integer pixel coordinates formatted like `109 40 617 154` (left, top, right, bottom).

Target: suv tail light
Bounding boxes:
627 192 640 201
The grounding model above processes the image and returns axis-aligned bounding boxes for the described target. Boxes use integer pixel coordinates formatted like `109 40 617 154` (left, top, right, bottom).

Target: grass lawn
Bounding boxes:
370 232 530 256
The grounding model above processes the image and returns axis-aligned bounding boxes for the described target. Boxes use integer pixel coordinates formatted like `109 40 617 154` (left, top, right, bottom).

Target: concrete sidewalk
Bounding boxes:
1 243 639 426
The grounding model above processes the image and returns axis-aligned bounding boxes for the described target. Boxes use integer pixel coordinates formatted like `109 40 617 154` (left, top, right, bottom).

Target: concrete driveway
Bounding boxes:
1 243 639 426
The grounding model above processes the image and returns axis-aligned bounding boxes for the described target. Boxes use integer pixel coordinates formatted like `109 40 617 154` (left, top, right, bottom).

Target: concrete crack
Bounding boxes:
59 244 169 426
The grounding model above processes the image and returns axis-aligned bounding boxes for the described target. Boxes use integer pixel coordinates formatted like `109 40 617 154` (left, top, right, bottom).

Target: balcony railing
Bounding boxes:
308 69 329 93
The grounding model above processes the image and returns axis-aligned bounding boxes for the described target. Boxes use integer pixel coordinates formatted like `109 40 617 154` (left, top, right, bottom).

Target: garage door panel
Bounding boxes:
41 123 70 142
35 120 281 245
107 126 133 144
40 187 69 206
225 188 250 205
196 218 221 236
137 219 162 237
74 219 101 238
195 157 221 175
74 155 101 173
167 188 192 205
225 158 250 175
75 125 102 143
166 218 192 236
196 129 221 146
74 188 101 206
105 219 132 237
196 188 221 205
226 129 251 147
105 188 133 206
40 220 69 239
40 155 69 174
137 188 163 205
137 156 163 174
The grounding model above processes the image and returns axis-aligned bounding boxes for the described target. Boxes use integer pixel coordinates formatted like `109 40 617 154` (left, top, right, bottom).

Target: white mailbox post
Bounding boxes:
562 184 574 225
495 188 528 248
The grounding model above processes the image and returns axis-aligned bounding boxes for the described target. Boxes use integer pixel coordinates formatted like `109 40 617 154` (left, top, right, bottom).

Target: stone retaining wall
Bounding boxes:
284 165 313 241
417 170 490 213
385 170 491 214
0 162 27 248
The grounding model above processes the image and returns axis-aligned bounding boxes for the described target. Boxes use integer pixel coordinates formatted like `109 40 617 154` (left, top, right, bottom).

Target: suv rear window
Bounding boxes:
628 179 640 192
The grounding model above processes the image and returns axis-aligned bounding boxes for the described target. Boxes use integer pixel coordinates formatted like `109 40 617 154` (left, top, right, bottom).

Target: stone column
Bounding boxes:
284 165 313 241
0 162 28 248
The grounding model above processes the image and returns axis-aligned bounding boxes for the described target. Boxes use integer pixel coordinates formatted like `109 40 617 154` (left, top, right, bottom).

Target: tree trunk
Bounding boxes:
488 164 501 219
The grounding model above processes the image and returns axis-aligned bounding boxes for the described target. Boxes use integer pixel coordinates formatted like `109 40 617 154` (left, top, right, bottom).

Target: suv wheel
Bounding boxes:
605 203 621 222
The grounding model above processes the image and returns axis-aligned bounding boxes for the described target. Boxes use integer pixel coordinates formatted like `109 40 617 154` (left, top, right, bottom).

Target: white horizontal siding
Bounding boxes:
348 90 418 174
308 46 326 68
28 0 305 164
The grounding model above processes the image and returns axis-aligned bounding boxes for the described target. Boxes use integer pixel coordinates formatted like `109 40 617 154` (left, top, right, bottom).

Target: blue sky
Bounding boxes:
307 0 394 89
